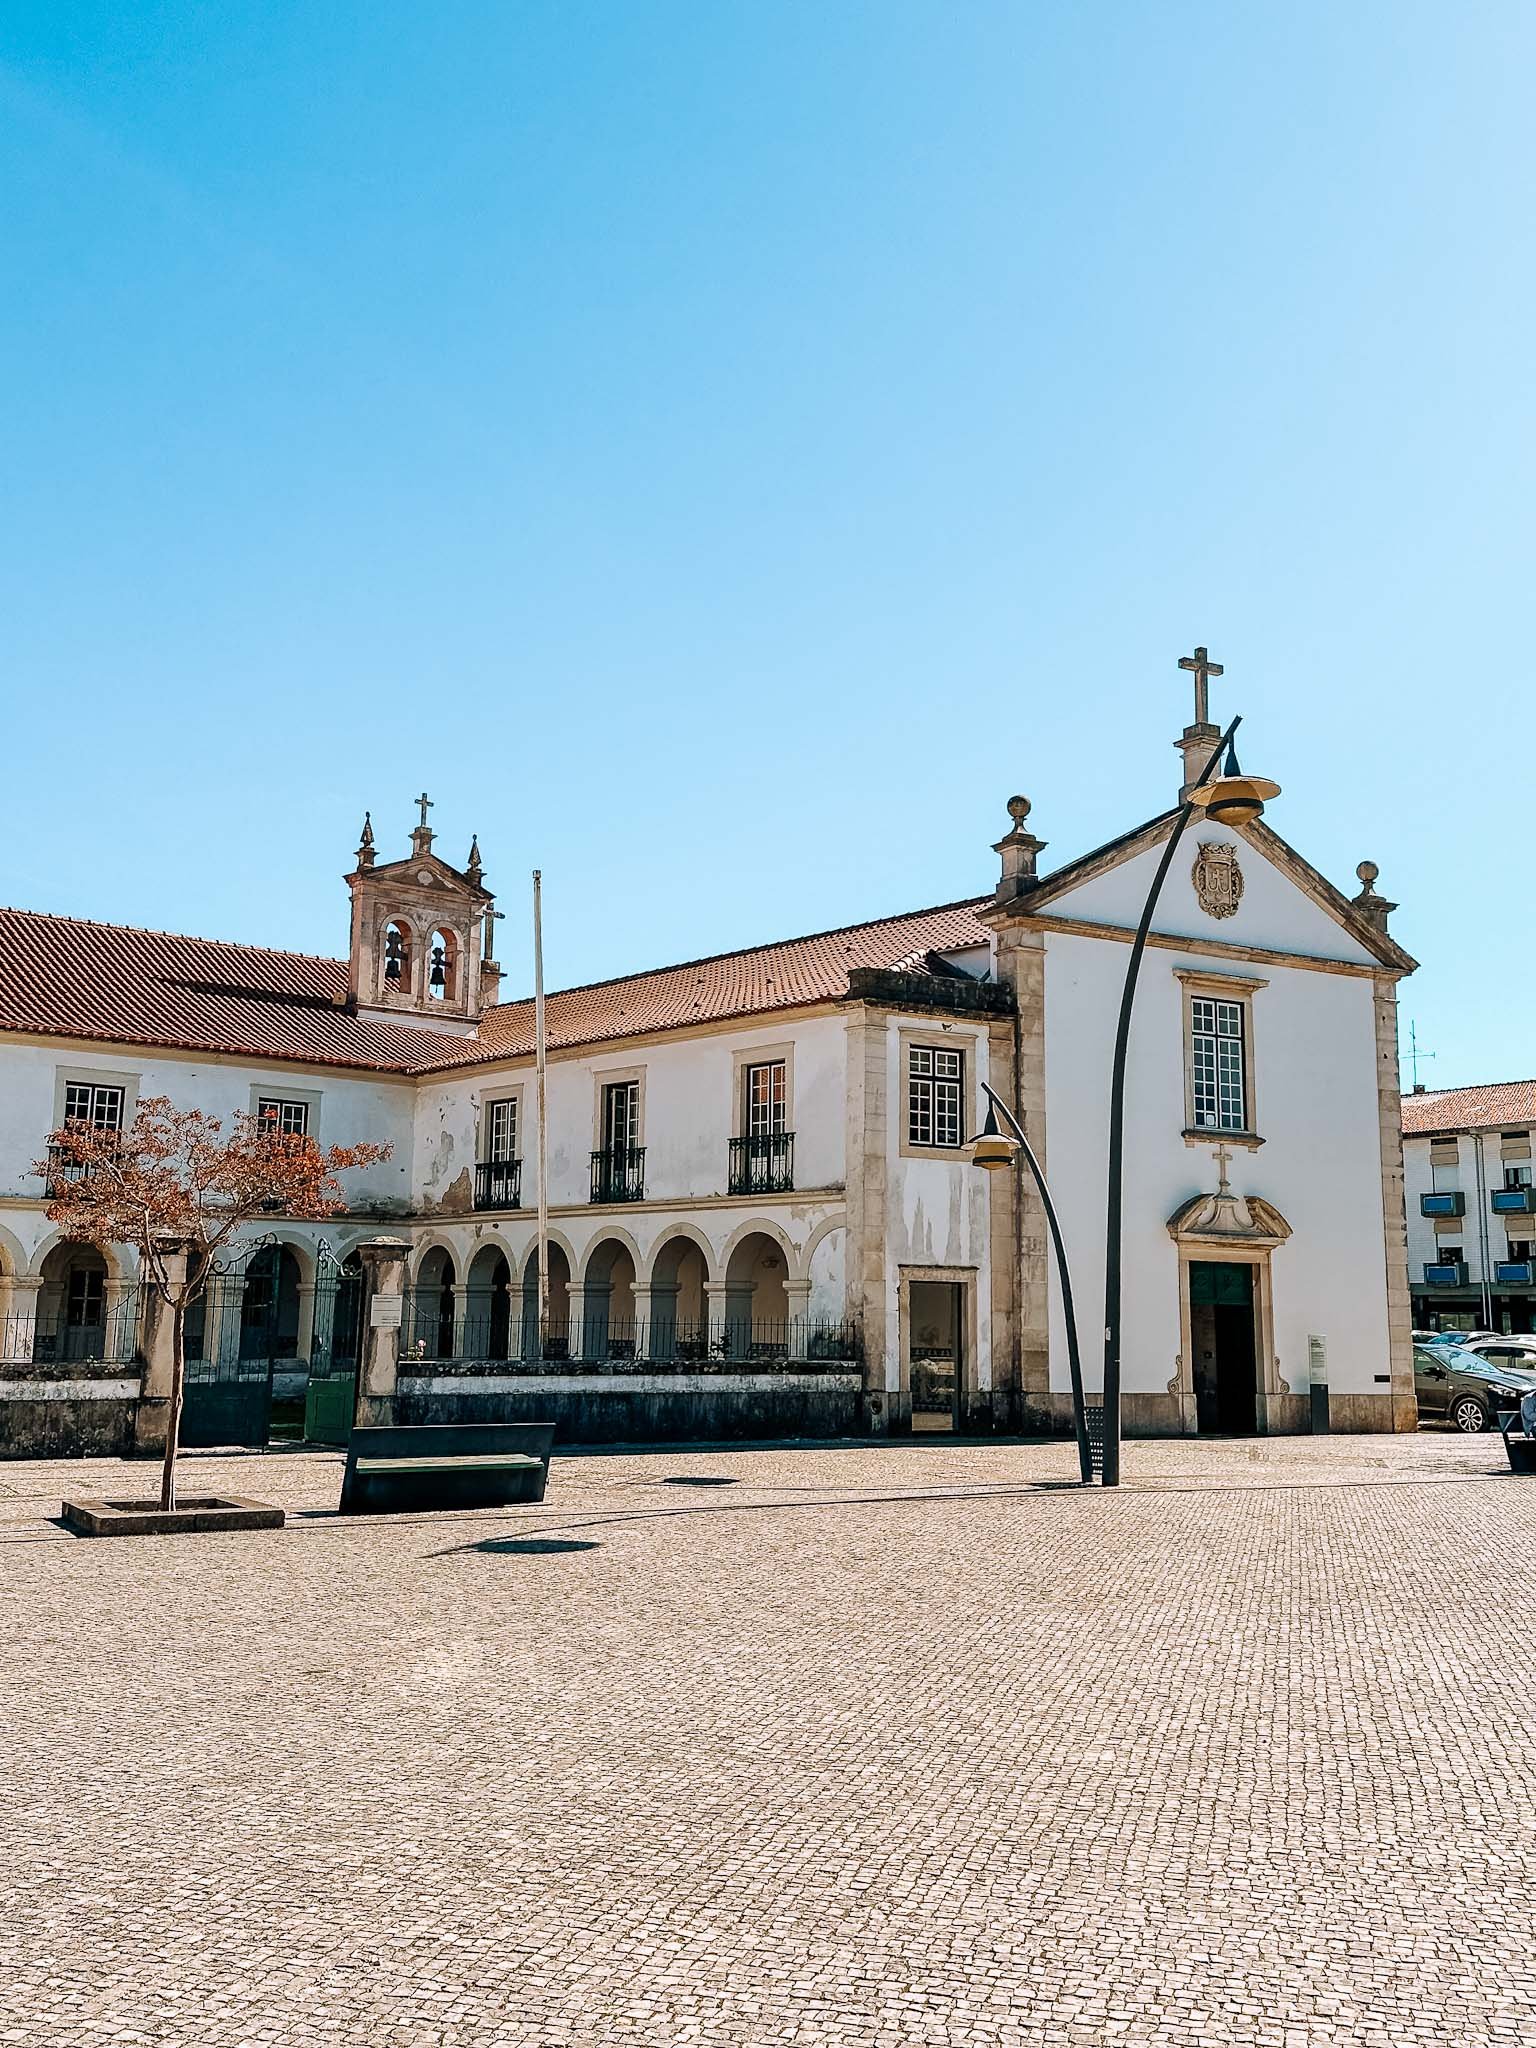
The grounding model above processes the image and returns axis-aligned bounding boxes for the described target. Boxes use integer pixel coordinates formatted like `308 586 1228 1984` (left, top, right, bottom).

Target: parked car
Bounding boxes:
1413 1342 1536 1432
1453 1335 1536 1374
1414 1328 1498 1347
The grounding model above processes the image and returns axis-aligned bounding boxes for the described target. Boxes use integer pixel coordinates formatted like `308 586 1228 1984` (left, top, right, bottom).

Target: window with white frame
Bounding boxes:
1505 1163 1531 1190
602 1079 640 1152
257 1097 310 1137
1190 997 1247 1132
908 1045 964 1149
64 1082 124 1130
485 1096 518 1163
745 1060 787 1137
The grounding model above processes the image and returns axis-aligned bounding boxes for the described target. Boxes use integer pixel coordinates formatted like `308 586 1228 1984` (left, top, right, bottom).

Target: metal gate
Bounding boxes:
303 1248 364 1445
180 1240 363 1449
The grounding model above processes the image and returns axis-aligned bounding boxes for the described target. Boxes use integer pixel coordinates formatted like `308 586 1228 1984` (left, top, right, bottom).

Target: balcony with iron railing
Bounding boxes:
474 1158 522 1212
1423 1260 1470 1287
1495 1261 1536 1286
590 1144 645 1204
1419 1190 1466 1218
728 1131 795 1196
1491 1186 1536 1216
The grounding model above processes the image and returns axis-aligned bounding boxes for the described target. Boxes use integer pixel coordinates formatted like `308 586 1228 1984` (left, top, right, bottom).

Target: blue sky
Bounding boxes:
1 2 1529 1087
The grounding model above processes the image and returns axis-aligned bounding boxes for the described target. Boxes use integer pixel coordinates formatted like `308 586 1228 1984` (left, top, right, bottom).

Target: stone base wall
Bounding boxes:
395 1371 865 1445
1015 1387 1416 1438
0 1374 140 1459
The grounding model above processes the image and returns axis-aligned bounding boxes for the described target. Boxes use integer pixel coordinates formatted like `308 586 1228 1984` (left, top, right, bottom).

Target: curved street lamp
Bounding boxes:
969 1084 1094 1484
970 709 1280 1486
1100 716 1278 1485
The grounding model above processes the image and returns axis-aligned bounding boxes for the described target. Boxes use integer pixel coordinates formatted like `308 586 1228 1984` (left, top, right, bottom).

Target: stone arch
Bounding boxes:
0 1219 29 1283
26 1229 134 1284
411 1234 464 1286
719 1214 801 1286
580 1234 639 1360
231 1230 318 1290
32 1238 131 1365
721 1226 794 1359
427 926 461 1005
410 1243 457 1360
643 1222 716 1289
578 1225 645 1289
381 915 415 996
521 1236 573 1361
464 1241 514 1361
647 1228 714 1361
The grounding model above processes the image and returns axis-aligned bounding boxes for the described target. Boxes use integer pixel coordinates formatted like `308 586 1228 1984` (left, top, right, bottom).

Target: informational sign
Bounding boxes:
1307 1334 1327 1384
370 1294 404 1331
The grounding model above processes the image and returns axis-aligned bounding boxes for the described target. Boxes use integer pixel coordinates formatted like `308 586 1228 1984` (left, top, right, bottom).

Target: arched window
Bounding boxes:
382 919 414 995
428 928 459 1003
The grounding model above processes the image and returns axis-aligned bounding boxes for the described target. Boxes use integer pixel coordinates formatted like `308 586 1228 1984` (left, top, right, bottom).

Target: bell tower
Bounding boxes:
345 796 501 1036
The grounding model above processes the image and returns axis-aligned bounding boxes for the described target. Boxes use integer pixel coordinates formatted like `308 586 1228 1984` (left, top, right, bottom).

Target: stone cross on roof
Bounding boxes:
415 791 434 831
1177 645 1223 728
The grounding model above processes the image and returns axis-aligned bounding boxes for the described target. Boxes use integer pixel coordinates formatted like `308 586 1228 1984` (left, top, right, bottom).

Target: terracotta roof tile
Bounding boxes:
0 899 995 1078
1402 1079 1536 1137
419 899 995 1071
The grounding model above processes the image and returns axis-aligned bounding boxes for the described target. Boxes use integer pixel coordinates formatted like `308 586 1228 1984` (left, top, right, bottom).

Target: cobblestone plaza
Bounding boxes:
5 1433 1535 2047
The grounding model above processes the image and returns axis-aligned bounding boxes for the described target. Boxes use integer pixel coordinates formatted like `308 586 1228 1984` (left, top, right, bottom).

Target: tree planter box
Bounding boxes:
60 1494 285 1538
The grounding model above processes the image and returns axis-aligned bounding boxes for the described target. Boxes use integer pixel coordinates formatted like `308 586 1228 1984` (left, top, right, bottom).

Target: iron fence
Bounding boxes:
474 1159 522 1211
393 1305 859 1374
728 1132 795 1195
590 1145 646 1203
1 1296 140 1366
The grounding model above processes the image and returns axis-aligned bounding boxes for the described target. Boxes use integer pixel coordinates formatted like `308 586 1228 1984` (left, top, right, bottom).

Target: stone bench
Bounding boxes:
339 1423 554 1514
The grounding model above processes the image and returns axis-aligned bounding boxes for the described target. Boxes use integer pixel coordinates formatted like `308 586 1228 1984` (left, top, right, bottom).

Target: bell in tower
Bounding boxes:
344 796 501 1036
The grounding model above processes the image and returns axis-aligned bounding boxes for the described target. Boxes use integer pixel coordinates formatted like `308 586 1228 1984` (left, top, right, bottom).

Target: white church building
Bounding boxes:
0 680 1418 1454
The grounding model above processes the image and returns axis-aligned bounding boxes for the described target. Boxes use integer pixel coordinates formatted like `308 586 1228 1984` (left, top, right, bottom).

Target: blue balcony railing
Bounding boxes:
1423 1260 1470 1287
1420 1190 1465 1218
1496 1261 1536 1286
1491 1187 1536 1215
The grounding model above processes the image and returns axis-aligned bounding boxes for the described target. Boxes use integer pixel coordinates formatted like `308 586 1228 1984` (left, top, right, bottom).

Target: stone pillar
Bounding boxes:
784 1279 812 1360
629 1282 659 1361
843 1007 891 1431
1177 723 1222 799
296 1283 319 1366
356 1237 410 1427
1372 976 1419 1431
449 1283 473 1361
5 1276 43 1366
564 1283 593 1363
133 1243 191 1456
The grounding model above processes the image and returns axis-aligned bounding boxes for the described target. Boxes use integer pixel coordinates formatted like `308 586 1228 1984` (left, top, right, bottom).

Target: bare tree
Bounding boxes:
37 1097 389 1510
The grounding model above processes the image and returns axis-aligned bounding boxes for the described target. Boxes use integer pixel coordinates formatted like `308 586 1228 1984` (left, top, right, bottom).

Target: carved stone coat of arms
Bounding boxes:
1192 841 1243 920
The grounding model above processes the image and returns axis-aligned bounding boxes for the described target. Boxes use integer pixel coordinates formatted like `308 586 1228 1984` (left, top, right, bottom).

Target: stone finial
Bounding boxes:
356 812 375 870
1351 859 1398 935
466 834 483 884
992 795 1046 900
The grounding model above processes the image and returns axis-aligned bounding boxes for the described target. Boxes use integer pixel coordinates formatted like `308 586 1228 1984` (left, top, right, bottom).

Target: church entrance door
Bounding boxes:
1189 1261 1258 1435
909 1280 963 1433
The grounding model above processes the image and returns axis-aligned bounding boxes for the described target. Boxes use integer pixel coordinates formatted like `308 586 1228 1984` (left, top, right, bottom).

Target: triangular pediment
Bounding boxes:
352 850 491 902
984 811 1413 973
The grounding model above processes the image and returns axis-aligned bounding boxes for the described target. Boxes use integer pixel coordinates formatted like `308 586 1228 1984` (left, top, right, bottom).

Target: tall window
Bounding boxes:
602 1080 640 1152
908 1045 964 1149
1505 1164 1532 1191
1190 997 1247 1132
64 1083 124 1130
745 1060 787 1137
486 1097 518 1162
257 1098 309 1137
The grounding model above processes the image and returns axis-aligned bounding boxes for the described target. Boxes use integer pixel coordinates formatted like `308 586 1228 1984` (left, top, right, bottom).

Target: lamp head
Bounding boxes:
968 1098 1020 1172
1187 735 1280 826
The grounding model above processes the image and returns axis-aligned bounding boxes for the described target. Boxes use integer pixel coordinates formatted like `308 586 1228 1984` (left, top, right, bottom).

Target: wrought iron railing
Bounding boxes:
728 1131 795 1195
2 1298 141 1366
474 1158 522 1211
590 1145 645 1203
40 1143 112 1197
392 1312 860 1373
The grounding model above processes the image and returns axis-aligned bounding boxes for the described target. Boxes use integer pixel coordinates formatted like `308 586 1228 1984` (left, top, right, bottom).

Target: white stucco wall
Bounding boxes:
0 1041 416 1277
1058 824 1379 965
1041 931 1391 1403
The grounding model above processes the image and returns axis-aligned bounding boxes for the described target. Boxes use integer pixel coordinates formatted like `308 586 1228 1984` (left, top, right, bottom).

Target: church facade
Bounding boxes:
0 694 1418 1454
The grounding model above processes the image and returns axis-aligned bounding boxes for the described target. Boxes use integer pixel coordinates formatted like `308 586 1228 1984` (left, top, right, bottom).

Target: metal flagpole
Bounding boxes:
533 869 550 1339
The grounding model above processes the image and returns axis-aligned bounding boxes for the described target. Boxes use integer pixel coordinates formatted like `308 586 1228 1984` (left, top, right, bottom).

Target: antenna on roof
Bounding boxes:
1405 1020 1437 1092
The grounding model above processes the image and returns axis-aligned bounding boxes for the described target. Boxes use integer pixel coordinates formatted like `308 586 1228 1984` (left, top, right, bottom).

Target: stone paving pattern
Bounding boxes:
4 1431 1536 2047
